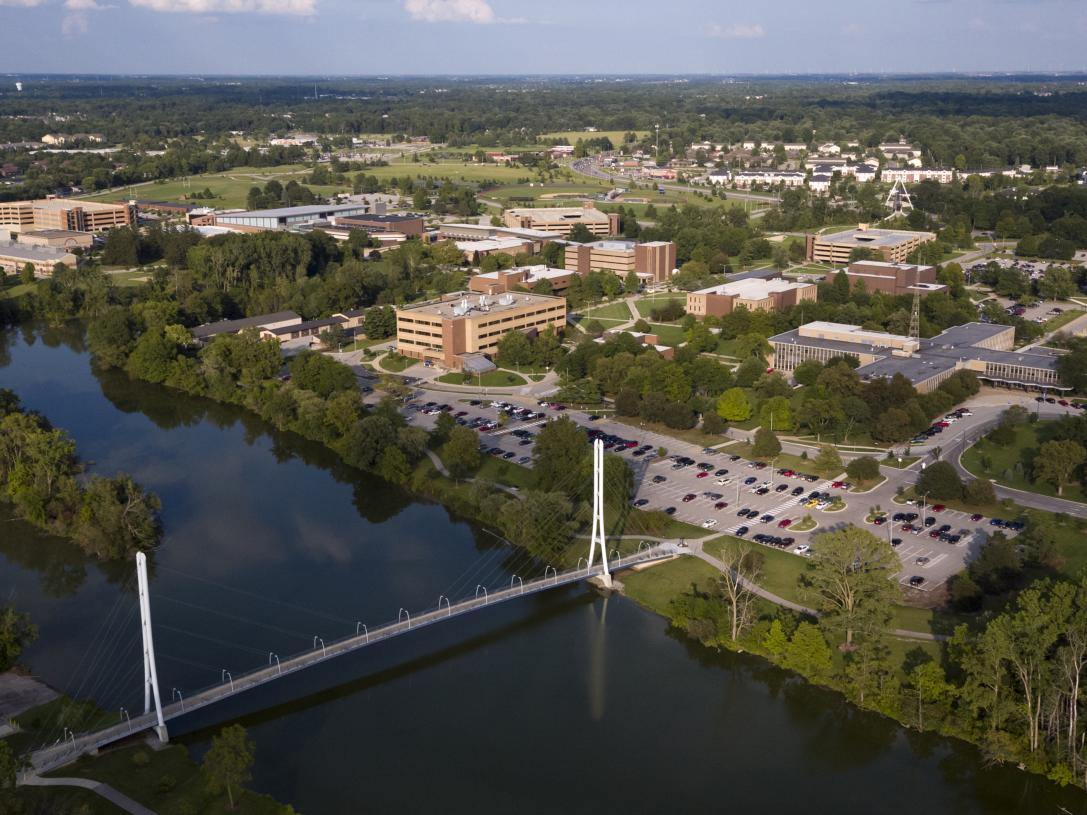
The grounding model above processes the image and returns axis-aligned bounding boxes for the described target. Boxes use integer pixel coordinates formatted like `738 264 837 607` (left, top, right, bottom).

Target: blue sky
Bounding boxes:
1 0 1084 75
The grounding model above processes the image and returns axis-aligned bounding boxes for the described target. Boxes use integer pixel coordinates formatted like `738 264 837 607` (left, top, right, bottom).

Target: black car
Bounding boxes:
744 477 758 485
775 484 789 492
664 507 676 515
652 475 667 484
908 576 925 587
715 469 729 477
792 486 805 496
924 517 936 527
760 514 774 523
891 538 903 547
737 507 751 517
735 526 749 537
729 455 742 462
633 498 649 508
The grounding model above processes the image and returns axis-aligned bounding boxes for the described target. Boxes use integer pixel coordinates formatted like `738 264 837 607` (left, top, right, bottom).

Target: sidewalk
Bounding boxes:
22 774 157 815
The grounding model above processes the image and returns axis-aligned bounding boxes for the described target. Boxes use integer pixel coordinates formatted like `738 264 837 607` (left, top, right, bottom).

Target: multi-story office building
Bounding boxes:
564 239 676 284
0 198 135 234
501 203 619 238
806 225 936 265
770 321 1067 393
333 213 426 237
396 292 567 370
825 261 946 297
686 277 818 318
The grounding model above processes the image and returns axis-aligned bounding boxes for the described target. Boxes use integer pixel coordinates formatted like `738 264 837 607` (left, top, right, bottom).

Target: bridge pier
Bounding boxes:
153 725 169 745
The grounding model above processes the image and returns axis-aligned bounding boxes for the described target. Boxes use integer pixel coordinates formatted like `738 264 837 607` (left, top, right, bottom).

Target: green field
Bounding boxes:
633 295 685 318
962 423 1086 505
486 181 610 204
582 300 634 321
644 323 686 346
378 353 418 373
540 130 649 145
436 369 527 387
705 535 807 603
621 556 723 615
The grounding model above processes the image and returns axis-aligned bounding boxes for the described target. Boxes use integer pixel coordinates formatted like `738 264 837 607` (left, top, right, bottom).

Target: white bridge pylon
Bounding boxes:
586 438 612 588
136 551 168 743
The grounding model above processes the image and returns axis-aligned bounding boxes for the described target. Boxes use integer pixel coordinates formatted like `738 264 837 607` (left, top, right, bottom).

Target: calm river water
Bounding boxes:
1 322 1084 815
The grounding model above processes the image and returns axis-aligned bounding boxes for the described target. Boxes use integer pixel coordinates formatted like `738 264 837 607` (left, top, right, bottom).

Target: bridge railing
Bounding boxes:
28 547 674 774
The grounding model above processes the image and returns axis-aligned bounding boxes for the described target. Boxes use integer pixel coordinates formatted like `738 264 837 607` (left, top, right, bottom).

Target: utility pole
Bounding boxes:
136 552 168 743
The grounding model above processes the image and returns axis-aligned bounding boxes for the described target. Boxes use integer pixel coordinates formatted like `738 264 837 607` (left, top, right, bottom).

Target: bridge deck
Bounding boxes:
29 548 673 774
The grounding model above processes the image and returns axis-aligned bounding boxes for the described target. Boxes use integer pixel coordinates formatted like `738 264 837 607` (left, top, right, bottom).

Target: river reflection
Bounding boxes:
2 323 1086 815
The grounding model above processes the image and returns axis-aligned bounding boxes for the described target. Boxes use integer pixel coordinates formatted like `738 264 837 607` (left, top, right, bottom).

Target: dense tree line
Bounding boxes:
0 390 162 559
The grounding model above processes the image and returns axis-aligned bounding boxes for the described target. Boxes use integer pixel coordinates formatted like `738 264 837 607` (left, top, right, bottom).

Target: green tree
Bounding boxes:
203 724 254 811
792 358 824 386
125 331 177 384
814 445 843 474
533 417 587 496
1033 440 1085 496
288 351 356 398
716 387 751 421
963 478 996 507
432 410 455 445
624 269 641 294
802 526 900 647
759 396 793 431
441 425 481 479
19 262 34 285
751 427 781 459
0 607 36 673
908 660 956 730
782 622 833 681
846 456 880 483
75 475 163 559
568 223 594 243
915 460 963 500
87 307 135 369
377 446 411 485
763 618 788 657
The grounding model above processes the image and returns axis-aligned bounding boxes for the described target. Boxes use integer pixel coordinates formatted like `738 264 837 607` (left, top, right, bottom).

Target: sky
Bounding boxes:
0 0 1085 75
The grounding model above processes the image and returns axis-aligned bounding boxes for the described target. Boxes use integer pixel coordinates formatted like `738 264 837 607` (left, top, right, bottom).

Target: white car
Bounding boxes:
701 519 718 529
716 477 732 485
794 544 810 555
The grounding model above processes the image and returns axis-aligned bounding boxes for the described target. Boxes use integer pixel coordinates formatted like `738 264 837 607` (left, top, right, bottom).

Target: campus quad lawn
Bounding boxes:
622 556 723 616
644 323 686 346
962 422 1086 505
580 300 634 321
633 296 685 318
378 354 419 373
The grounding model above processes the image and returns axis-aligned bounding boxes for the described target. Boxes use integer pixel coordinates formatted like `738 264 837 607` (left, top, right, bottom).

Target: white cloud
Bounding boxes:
707 22 765 39
61 11 88 34
404 0 495 24
128 0 315 14
841 21 864 36
65 0 112 10
0 0 46 6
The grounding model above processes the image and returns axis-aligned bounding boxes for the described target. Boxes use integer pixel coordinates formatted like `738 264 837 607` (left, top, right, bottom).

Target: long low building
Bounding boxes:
0 198 134 234
191 311 302 341
0 241 78 277
564 239 676 284
214 203 375 232
502 203 619 238
806 225 936 265
16 229 95 250
468 265 577 297
396 291 566 370
436 222 558 253
770 320 1068 393
333 213 425 236
687 277 817 318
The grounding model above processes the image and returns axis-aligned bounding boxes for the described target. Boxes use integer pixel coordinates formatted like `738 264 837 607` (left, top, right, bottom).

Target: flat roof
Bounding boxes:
31 198 128 213
505 206 610 222
725 266 779 282
580 239 637 251
218 203 366 220
770 327 900 358
694 277 813 298
816 227 936 248
398 291 564 320
848 260 934 271
22 229 91 239
475 265 569 281
264 317 343 335
0 241 75 262
456 237 532 252
439 223 557 239
857 355 958 385
339 213 423 223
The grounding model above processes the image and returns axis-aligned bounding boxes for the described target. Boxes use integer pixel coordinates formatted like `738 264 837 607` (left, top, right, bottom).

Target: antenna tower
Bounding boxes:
909 267 921 341
884 179 913 217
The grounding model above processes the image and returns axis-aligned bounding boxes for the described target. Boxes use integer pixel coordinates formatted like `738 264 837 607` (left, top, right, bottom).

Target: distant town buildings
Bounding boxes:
501 203 619 238
770 321 1067 393
734 170 805 188
0 198 134 234
564 239 676 284
881 167 956 185
806 225 936 265
41 133 104 146
686 277 818 319
395 291 567 371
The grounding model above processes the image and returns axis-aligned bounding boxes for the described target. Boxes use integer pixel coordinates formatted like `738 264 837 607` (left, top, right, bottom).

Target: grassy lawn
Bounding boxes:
378 354 419 373
850 476 887 493
610 415 725 449
962 422 1086 505
540 130 649 144
54 743 290 815
436 369 527 387
1044 309 1086 332
633 296 685 318
729 442 842 480
474 455 535 489
621 556 723 616
644 323 686 346
581 300 633 321
487 182 610 203
0 280 36 300
344 336 387 352
882 456 920 469
705 535 807 603
577 317 628 331
713 337 747 358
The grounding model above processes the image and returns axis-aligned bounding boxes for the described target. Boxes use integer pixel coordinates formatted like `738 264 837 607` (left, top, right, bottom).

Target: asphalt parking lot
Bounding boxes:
397 391 1014 593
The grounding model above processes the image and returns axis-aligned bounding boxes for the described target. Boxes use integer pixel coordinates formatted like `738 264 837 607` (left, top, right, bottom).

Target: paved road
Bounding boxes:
22 773 157 815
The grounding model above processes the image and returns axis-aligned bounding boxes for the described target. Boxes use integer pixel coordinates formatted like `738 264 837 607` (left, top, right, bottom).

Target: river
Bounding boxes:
1 322 1084 815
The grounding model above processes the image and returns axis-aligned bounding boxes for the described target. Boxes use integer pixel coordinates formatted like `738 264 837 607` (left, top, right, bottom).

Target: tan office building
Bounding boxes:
396 292 567 370
502 202 619 237
806 225 935 265
16 229 95 251
564 239 676 283
686 277 817 319
0 242 78 277
0 198 135 234
468 266 578 297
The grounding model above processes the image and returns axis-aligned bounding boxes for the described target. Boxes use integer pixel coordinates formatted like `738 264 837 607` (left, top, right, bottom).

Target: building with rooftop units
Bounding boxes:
769 320 1067 393
806 225 936 265
395 291 566 370
826 261 946 297
0 241 78 277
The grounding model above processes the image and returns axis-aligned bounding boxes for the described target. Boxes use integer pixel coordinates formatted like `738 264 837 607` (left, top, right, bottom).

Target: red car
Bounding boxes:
781 469 795 477
682 494 696 502
831 481 844 489
777 519 792 529
696 471 709 478
970 513 983 522
932 504 946 513
714 501 729 510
